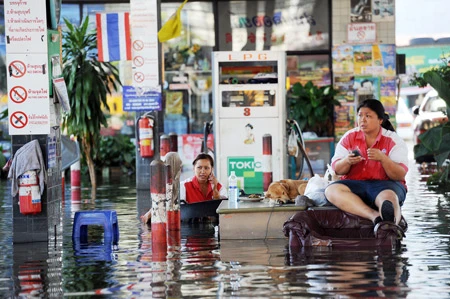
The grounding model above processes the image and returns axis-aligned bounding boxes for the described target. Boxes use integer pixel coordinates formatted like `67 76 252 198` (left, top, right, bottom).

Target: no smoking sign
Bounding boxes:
8 60 26 78
10 86 28 104
10 111 28 129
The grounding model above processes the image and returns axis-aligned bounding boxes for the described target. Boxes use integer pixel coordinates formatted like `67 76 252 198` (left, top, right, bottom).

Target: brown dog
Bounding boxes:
265 179 308 204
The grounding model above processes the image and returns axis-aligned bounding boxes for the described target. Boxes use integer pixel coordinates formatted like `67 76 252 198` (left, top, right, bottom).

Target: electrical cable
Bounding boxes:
264 204 276 239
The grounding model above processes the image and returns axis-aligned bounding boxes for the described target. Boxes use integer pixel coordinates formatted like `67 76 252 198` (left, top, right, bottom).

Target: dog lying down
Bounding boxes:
265 179 309 204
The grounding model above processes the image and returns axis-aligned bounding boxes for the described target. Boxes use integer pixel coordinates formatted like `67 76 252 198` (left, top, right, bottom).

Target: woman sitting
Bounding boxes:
325 99 408 226
180 153 227 203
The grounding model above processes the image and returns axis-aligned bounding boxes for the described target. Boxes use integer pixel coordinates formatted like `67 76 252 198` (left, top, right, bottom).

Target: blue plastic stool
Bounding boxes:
72 210 119 244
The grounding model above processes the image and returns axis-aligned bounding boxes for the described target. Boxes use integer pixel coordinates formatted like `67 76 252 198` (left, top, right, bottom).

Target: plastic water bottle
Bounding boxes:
228 171 238 208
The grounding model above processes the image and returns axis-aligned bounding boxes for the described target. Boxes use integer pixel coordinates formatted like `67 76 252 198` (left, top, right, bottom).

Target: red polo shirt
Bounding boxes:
180 176 225 203
331 127 409 187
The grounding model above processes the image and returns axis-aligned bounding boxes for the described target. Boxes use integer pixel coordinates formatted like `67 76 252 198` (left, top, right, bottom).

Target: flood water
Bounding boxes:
1 145 450 297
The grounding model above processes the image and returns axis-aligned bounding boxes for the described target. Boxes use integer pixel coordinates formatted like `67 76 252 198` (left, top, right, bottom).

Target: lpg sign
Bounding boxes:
227 157 263 194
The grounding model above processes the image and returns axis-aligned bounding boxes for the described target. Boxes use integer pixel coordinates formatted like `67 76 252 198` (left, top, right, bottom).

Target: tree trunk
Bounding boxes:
82 138 97 199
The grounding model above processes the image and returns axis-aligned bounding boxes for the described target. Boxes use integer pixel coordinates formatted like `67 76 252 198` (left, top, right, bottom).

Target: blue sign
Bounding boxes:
122 86 162 112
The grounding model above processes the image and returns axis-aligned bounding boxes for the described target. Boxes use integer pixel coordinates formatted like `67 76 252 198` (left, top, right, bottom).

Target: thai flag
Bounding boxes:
96 12 131 62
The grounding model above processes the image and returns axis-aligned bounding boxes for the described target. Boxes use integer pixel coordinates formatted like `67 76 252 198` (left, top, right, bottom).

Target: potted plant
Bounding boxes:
62 17 121 199
287 81 340 137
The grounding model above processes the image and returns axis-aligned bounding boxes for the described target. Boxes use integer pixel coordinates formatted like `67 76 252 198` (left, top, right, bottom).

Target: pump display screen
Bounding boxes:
222 90 275 107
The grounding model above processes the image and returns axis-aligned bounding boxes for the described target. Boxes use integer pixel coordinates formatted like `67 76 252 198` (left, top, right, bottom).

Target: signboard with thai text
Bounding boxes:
347 23 377 44
6 54 50 134
4 0 50 135
122 85 162 111
4 0 48 53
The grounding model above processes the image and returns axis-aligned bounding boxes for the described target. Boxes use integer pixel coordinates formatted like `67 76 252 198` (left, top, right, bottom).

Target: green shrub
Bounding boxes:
95 135 136 175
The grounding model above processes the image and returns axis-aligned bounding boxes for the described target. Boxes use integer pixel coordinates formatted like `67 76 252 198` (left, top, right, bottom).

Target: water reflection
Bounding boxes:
1 156 450 297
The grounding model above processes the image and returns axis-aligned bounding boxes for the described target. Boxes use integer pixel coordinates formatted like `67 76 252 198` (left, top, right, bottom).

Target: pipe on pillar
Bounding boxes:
70 135 81 200
262 134 273 192
166 164 180 248
150 159 167 262
61 171 65 202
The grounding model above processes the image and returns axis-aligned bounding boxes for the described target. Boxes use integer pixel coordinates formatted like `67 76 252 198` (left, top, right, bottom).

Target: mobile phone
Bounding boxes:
352 149 361 157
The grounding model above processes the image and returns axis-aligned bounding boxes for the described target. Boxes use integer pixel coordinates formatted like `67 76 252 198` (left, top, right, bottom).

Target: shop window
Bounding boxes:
60 4 82 28
217 0 330 51
161 1 215 134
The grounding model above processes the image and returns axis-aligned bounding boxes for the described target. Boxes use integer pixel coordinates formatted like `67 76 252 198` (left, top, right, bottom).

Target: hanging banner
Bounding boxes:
130 0 160 89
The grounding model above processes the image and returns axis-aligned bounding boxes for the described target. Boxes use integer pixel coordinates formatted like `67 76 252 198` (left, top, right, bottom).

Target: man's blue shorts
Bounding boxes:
328 180 407 208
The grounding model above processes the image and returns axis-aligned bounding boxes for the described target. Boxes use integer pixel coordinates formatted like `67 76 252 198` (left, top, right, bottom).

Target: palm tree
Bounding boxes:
62 17 121 199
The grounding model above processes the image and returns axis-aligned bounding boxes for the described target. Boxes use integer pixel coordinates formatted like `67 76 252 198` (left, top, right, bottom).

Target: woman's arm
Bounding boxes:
218 184 228 199
209 173 223 199
334 153 364 175
368 148 407 181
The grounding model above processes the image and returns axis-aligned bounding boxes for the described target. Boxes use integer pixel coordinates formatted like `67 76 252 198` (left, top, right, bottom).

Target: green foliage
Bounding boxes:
410 60 450 167
0 108 7 120
410 58 450 188
426 165 450 195
287 81 340 137
61 17 121 144
95 135 136 173
61 16 121 195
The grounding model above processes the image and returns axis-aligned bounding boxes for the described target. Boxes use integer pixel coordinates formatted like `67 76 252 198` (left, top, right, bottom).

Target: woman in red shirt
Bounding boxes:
180 153 227 203
325 99 408 226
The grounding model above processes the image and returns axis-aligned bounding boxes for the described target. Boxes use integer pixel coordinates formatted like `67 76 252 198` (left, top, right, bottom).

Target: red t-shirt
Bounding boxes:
180 176 225 203
331 127 409 187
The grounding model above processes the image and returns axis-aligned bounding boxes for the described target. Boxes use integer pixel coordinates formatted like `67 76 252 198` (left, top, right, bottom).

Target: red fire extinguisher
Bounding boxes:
18 170 41 215
137 114 155 158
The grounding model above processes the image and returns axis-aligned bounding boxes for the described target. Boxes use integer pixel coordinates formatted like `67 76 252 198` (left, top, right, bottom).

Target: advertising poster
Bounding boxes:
332 45 354 74
380 76 396 98
165 91 184 115
335 104 355 141
379 44 396 76
350 0 372 23
334 75 355 103
354 76 380 102
372 0 394 22
353 45 373 75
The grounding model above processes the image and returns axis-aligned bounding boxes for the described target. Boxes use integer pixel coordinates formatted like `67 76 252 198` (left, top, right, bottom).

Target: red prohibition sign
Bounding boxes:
10 86 28 104
134 72 145 83
133 56 144 67
9 60 27 78
133 40 144 51
10 111 28 129
357 31 365 40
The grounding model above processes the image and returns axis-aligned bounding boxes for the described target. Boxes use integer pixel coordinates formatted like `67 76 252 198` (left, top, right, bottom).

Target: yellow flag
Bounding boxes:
158 0 189 42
